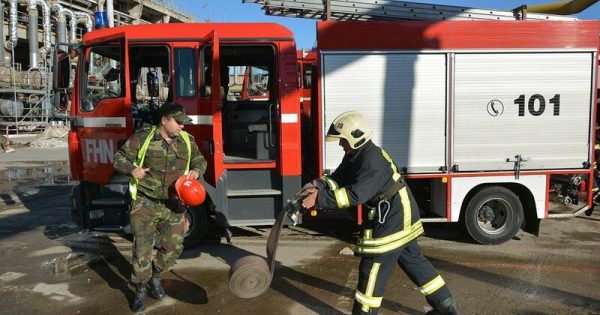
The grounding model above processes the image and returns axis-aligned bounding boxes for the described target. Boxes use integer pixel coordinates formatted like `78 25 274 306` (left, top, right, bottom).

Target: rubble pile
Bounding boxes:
26 126 69 149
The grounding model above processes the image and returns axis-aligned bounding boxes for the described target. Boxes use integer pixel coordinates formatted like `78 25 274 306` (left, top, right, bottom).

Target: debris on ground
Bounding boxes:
26 126 69 149
1 135 14 153
338 246 354 255
1 125 69 153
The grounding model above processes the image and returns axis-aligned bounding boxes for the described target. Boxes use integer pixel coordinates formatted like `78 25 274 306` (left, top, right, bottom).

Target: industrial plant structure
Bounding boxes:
0 0 196 134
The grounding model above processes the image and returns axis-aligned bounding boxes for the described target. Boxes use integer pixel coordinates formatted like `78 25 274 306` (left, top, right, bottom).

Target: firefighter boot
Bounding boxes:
426 297 460 315
131 282 148 313
148 264 166 299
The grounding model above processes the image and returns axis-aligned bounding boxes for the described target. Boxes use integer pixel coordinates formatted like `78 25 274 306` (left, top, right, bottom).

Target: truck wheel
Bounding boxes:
183 205 208 248
464 186 523 244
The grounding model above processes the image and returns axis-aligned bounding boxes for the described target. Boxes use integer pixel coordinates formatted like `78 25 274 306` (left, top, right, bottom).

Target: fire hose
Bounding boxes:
228 185 312 298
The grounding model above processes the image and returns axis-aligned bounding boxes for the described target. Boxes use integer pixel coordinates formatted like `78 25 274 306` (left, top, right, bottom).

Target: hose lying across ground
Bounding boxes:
229 185 312 298
228 209 286 298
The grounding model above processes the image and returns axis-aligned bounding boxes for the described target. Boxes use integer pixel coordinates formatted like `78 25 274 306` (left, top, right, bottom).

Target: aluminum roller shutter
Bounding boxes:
321 52 447 173
452 52 594 171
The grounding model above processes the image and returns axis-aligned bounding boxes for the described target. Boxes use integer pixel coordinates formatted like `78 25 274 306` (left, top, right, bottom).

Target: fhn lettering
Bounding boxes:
84 139 115 163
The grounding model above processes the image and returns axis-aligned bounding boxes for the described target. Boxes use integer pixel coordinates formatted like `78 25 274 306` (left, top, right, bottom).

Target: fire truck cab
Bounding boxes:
55 18 600 245
56 24 304 244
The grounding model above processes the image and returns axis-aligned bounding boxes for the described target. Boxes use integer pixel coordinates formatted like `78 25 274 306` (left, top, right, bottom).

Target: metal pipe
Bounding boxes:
52 3 67 52
63 8 77 43
98 0 105 12
0 2 6 66
6 0 18 50
107 0 114 27
527 0 598 14
27 0 39 67
75 12 93 33
38 0 51 58
26 0 51 66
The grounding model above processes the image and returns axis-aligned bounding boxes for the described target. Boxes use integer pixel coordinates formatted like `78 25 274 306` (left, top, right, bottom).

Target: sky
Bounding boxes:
175 0 600 49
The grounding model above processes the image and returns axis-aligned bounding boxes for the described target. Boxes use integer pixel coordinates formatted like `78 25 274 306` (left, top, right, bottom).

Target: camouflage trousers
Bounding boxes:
130 194 185 284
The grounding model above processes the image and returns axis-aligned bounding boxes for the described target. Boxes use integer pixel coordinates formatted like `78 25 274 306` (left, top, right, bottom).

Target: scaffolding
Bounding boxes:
0 0 197 135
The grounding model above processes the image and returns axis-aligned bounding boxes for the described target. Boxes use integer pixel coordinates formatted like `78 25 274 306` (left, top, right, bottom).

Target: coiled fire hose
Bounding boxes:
228 185 312 298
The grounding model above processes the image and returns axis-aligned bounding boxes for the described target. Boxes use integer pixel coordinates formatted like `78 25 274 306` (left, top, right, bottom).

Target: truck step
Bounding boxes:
227 189 282 197
91 197 127 206
421 218 448 223
92 225 128 232
228 219 276 226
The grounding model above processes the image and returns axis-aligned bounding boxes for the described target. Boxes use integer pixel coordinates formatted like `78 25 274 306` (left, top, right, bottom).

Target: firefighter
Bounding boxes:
113 102 207 312
302 111 459 315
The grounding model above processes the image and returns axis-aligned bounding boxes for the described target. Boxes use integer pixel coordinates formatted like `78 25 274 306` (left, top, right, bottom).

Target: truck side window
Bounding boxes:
233 65 270 101
82 46 123 112
175 48 197 98
303 66 312 89
129 45 170 129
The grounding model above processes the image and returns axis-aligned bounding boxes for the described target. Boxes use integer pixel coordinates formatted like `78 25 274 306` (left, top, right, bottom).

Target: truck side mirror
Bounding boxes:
53 49 71 90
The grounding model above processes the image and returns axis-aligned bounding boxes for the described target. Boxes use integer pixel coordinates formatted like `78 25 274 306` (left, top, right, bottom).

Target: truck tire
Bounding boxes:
464 186 523 244
183 205 209 248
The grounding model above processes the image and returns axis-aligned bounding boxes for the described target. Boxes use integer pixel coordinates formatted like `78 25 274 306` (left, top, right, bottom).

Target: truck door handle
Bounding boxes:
208 140 214 155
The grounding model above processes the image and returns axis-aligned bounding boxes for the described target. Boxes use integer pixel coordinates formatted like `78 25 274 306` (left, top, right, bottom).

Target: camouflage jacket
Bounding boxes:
113 127 207 200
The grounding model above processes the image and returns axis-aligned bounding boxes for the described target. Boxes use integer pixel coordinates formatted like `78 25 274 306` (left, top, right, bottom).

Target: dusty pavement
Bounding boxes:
0 157 599 315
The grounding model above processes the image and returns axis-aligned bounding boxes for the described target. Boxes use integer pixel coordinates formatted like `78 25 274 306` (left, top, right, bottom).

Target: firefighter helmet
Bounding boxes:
175 175 206 207
326 111 372 149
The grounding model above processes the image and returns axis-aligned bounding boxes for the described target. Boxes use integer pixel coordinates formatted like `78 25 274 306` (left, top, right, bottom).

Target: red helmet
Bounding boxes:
175 175 206 207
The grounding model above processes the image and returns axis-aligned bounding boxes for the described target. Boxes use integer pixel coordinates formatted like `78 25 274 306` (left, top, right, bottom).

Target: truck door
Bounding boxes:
72 33 131 185
197 31 223 186
200 38 300 226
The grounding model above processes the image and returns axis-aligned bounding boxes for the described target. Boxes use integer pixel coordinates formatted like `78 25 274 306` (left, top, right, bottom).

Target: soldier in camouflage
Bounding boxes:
113 102 207 312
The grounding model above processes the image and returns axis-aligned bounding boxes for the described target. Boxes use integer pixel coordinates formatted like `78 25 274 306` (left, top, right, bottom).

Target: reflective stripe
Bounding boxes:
366 264 381 292
179 131 192 174
358 220 423 246
355 263 383 314
364 229 372 240
381 149 401 182
281 113 298 123
129 128 191 200
334 187 350 208
355 221 424 255
82 117 126 128
420 275 446 296
129 126 157 200
187 115 213 125
399 187 411 229
321 176 338 190
382 148 407 227
355 291 383 310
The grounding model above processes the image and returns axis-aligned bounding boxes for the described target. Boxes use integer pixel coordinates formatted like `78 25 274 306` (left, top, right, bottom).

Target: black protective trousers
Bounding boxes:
352 239 451 315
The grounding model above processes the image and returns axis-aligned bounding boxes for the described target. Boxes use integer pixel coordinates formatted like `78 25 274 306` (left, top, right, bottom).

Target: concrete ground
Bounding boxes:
0 149 599 315
0 131 68 170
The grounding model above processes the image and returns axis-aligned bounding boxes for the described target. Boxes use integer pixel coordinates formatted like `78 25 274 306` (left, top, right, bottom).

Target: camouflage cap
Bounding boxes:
160 102 191 124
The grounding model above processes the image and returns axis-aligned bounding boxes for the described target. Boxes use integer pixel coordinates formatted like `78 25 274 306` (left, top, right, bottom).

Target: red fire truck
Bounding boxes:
54 17 599 245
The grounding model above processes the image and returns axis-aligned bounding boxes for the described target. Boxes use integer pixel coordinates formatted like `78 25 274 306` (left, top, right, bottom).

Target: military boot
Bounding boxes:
131 282 148 313
148 264 166 299
426 297 460 315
